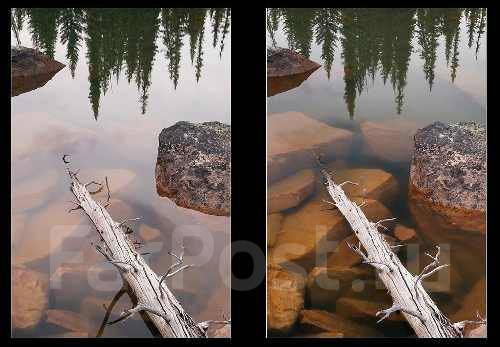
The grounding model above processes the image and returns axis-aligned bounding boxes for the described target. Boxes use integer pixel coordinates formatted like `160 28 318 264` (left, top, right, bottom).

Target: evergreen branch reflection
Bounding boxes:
266 8 486 117
11 8 231 119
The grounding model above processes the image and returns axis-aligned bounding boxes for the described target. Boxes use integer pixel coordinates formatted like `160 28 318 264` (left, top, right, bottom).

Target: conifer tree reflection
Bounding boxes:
12 8 230 119
267 8 486 117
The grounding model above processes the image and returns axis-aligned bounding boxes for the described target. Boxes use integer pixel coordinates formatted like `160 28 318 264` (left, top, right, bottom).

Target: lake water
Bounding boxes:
267 8 486 337
11 8 230 338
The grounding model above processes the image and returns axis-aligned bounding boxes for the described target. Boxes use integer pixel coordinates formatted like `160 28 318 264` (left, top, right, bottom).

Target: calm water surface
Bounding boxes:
12 8 230 337
267 8 486 337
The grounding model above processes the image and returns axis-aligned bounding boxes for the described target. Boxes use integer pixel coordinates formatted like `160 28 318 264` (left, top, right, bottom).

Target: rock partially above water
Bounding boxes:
267 47 321 97
409 121 486 233
156 121 231 216
11 46 65 96
268 112 353 182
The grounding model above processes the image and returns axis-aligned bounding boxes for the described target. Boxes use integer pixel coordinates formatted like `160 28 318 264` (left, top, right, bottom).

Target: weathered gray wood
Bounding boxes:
67 168 207 338
321 169 485 338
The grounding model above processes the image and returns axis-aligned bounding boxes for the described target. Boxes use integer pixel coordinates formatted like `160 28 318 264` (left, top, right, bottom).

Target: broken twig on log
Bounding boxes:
320 168 485 338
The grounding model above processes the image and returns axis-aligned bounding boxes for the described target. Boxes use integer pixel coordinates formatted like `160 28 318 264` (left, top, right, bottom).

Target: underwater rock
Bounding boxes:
268 169 316 213
268 112 353 183
268 213 283 248
267 47 321 97
306 265 378 310
11 112 97 161
393 224 418 244
78 168 137 194
156 121 230 216
271 194 392 271
46 309 90 333
11 46 65 97
409 121 486 234
327 231 397 268
139 224 161 242
331 168 399 206
211 324 231 338
449 277 486 323
12 169 59 213
335 296 405 322
12 265 49 330
267 263 306 336
465 324 486 338
15 198 87 263
360 118 419 163
298 309 383 337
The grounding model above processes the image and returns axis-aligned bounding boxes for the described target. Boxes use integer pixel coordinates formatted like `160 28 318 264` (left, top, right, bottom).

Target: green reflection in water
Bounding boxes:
267 8 486 118
11 8 231 119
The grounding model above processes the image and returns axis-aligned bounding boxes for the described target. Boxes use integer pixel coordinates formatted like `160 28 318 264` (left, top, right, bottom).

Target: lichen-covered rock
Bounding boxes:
155 121 230 216
267 47 321 97
11 46 65 96
267 263 306 336
409 121 486 233
12 265 49 330
268 169 316 213
268 112 353 182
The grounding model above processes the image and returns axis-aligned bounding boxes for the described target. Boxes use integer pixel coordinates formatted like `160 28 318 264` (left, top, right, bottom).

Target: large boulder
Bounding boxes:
155 121 230 216
11 46 65 96
409 121 486 234
267 47 321 97
267 263 306 336
12 265 49 330
408 122 486 285
268 112 353 182
268 169 316 213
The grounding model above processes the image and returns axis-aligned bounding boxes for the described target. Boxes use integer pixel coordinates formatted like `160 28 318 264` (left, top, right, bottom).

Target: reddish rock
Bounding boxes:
12 46 65 96
267 47 321 97
393 224 418 244
409 121 485 234
46 309 90 333
336 297 405 322
360 118 419 163
449 278 486 323
268 213 283 248
298 309 383 337
268 112 353 182
267 264 306 336
268 169 316 213
12 265 49 329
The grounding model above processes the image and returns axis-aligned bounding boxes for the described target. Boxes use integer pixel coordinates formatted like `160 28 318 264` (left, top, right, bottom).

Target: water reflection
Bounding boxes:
12 8 231 119
267 8 486 117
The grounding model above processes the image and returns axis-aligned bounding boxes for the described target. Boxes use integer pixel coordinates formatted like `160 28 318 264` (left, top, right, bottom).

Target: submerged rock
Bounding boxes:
450 277 486 323
268 169 316 213
11 46 65 96
268 213 283 248
267 47 321 97
268 112 353 182
409 121 486 234
360 118 420 163
298 309 383 337
336 296 405 322
267 263 306 336
12 265 49 330
46 309 90 333
155 121 231 216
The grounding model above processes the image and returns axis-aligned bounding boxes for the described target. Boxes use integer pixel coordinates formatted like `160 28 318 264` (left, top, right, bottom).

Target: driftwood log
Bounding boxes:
320 168 486 338
64 158 227 337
